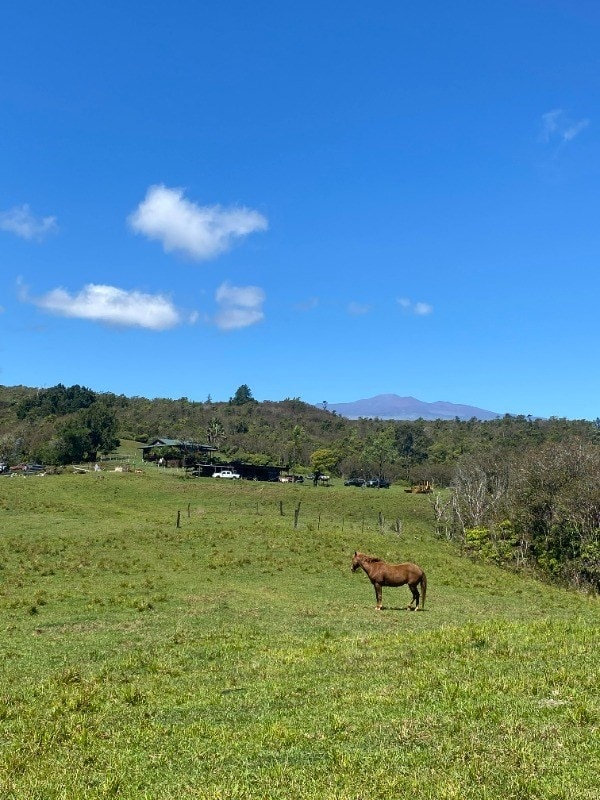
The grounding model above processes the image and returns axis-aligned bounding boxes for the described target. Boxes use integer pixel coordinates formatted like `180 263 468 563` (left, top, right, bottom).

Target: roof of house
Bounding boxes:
139 438 216 452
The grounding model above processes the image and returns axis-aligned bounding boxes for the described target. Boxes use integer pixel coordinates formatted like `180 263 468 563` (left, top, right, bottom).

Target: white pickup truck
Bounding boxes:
212 469 241 479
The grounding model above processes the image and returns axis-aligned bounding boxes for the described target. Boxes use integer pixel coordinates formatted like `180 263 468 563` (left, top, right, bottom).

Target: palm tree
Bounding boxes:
206 418 227 450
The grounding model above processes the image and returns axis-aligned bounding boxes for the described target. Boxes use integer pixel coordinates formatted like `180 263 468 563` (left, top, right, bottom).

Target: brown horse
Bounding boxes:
351 551 427 611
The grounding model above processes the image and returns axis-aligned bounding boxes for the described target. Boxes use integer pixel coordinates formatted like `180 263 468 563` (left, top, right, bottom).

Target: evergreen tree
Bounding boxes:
230 385 256 405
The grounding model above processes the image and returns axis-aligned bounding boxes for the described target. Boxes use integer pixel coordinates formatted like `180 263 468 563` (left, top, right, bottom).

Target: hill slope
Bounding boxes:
0 473 598 798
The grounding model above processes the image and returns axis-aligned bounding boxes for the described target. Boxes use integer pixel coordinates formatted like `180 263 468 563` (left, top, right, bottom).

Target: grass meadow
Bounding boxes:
0 467 599 799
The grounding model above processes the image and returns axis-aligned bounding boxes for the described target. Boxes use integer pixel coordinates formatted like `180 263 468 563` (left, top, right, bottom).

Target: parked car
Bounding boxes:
7 463 46 475
212 469 241 479
344 477 365 487
307 473 330 484
366 478 391 488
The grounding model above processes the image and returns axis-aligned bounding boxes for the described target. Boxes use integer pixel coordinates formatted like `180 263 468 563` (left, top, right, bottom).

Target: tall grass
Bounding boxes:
0 470 598 798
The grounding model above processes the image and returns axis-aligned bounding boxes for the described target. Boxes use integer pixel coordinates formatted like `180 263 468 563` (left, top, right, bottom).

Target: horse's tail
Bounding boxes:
420 570 427 610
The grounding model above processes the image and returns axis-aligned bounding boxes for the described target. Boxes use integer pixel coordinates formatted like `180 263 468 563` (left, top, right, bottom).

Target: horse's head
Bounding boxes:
351 551 361 572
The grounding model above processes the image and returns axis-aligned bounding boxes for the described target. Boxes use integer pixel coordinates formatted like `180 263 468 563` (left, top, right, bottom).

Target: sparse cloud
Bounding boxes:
414 301 433 315
295 296 319 312
348 301 371 316
128 184 268 261
214 281 265 330
540 109 589 146
28 283 183 330
0 204 58 241
398 297 433 316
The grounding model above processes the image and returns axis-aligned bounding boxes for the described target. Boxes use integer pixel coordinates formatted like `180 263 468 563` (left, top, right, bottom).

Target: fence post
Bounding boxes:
176 510 181 528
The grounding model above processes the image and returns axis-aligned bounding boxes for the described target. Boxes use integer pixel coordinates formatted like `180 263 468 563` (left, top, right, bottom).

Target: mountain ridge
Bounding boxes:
327 393 502 421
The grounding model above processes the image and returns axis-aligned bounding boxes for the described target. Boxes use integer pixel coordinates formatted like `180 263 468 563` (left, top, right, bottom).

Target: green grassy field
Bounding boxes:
1 469 598 799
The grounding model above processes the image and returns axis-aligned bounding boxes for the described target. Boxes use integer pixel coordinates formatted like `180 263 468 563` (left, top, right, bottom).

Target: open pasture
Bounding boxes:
0 470 599 798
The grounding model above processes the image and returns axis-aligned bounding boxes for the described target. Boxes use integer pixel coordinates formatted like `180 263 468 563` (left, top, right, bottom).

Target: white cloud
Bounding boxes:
214 281 265 330
563 119 589 142
0 204 58 241
128 185 268 260
32 283 183 330
540 109 589 145
414 301 433 315
398 297 433 316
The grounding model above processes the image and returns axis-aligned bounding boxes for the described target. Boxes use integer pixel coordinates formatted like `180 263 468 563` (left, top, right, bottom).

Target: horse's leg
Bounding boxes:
374 583 383 610
408 583 420 610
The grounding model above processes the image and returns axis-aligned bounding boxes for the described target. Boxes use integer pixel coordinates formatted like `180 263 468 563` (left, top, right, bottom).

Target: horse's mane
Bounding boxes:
358 552 383 564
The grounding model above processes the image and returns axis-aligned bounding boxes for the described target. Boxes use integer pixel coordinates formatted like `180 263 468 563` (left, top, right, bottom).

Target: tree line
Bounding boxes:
1 383 599 479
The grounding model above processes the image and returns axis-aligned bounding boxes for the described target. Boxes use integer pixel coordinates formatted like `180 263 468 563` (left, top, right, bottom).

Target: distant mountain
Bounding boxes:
327 394 502 421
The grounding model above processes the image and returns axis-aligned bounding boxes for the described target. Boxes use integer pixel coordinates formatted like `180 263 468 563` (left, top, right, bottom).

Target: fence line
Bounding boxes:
174 499 403 536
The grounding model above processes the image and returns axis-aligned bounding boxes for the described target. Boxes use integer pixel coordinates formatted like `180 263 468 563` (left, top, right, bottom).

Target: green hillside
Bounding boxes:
2 382 600 488
1 470 598 798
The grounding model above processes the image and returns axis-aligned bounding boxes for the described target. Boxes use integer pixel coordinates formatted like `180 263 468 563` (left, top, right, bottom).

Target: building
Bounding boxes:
139 438 216 466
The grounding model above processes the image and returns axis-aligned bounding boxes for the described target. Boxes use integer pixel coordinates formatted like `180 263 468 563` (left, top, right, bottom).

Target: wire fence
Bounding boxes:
174 498 404 537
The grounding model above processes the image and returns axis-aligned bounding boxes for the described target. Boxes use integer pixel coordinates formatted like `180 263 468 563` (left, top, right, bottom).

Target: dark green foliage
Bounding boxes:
38 403 120 465
229 383 256 405
15 383 96 419
79 403 120 460
395 421 429 480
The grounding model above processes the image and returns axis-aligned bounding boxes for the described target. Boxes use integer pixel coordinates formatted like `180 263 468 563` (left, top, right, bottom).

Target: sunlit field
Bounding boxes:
1 468 598 798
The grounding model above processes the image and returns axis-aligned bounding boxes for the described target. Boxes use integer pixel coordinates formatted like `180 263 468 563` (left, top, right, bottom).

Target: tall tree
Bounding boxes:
288 425 305 474
362 427 396 479
230 385 256 405
80 404 120 461
51 405 119 464
310 448 338 475
206 417 227 449
395 421 429 482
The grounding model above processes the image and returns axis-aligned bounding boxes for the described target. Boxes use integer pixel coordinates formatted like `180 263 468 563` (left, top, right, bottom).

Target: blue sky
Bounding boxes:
2 1 600 419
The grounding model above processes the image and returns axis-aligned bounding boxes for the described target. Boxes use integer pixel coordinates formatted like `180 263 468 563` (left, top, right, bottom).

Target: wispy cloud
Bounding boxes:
0 204 58 241
414 301 433 315
214 281 265 330
540 109 589 146
398 297 433 316
295 296 319 312
128 185 268 261
28 283 184 330
348 301 371 316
